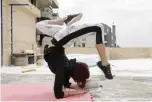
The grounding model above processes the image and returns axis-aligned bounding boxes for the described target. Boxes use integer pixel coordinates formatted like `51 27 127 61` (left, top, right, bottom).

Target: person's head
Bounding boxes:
71 62 90 88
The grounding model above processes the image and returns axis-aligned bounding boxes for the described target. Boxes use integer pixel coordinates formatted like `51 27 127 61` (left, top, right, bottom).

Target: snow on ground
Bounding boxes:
1 54 152 77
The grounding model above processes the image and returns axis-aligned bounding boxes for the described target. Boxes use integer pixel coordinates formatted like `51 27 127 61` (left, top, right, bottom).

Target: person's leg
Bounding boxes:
52 26 108 65
95 27 113 79
51 25 113 79
96 44 108 66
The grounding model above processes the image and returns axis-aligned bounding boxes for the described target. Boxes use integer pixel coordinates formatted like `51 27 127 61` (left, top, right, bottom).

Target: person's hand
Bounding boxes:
64 88 87 97
70 83 82 90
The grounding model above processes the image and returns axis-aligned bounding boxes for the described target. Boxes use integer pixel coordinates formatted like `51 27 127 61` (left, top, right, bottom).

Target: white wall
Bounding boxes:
85 35 96 48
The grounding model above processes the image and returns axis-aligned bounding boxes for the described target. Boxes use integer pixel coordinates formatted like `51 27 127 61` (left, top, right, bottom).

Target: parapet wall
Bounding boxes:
65 47 152 60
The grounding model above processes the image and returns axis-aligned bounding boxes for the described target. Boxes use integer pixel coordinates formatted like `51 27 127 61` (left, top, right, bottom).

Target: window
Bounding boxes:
82 43 85 47
74 42 76 47
29 0 36 6
42 8 44 11
104 35 107 40
105 43 108 47
111 36 113 40
107 28 110 33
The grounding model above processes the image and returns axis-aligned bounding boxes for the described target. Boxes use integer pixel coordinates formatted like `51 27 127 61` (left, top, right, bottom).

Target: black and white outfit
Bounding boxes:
36 21 107 49
36 14 108 98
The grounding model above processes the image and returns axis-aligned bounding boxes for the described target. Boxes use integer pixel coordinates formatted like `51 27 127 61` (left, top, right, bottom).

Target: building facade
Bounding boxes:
74 23 116 48
40 6 59 20
1 0 59 66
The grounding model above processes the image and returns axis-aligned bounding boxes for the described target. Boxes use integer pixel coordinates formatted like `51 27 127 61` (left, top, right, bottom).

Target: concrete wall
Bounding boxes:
107 48 150 59
13 7 37 53
65 47 152 60
3 0 11 65
149 48 152 57
2 0 40 65
65 47 98 54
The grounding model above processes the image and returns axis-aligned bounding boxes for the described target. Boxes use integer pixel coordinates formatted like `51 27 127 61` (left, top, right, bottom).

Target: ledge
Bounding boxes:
51 0 59 8
36 0 52 8
10 0 41 17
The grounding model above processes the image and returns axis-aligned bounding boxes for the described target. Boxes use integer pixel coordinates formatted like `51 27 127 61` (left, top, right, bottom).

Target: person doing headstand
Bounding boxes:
36 13 113 99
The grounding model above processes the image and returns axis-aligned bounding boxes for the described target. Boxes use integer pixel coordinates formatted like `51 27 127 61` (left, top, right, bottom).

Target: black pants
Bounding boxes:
52 26 103 47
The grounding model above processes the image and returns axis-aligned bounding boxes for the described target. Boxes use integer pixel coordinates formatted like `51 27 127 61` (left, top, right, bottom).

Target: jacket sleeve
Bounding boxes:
63 58 76 88
63 75 71 88
54 66 65 99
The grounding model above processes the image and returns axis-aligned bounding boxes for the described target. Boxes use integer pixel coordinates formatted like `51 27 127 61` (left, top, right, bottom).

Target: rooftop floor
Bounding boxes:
1 54 152 101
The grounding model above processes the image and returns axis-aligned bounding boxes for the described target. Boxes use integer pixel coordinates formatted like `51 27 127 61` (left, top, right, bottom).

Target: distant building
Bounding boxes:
74 23 116 48
111 23 116 47
32 0 59 20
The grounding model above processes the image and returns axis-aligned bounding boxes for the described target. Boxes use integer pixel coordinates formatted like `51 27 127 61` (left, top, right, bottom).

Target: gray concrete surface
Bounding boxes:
1 73 152 102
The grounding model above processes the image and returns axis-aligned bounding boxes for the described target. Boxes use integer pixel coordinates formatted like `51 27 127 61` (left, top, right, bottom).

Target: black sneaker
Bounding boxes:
64 13 80 24
97 61 113 79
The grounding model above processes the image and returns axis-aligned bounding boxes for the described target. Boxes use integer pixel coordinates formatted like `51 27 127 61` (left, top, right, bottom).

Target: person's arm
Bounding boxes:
62 55 73 88
54 68 86 98
63 72 81 90
63 74 72 88
47 17 67 25
54 65 65 99
70 83 82 89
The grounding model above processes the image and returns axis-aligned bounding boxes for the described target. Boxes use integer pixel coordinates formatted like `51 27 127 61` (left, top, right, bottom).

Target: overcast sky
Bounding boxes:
57 0 152 47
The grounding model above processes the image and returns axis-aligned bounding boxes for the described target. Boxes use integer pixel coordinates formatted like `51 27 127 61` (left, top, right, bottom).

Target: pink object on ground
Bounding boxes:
1 84 92 101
